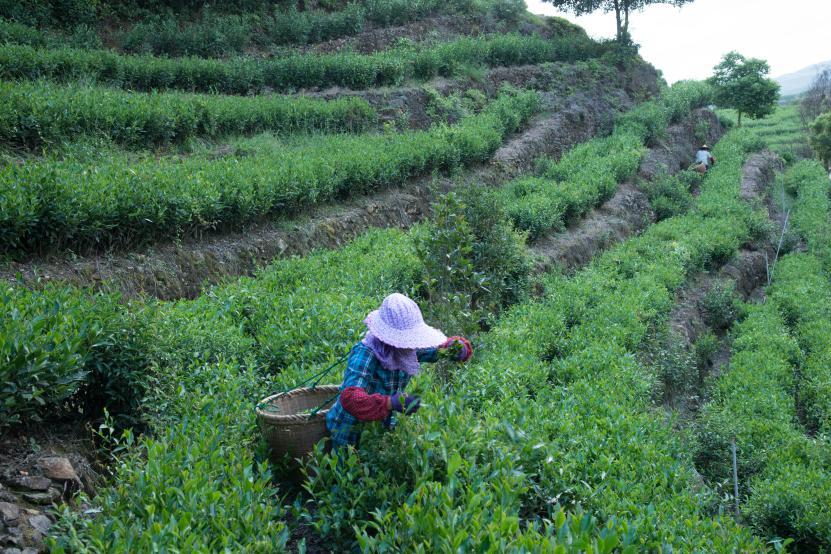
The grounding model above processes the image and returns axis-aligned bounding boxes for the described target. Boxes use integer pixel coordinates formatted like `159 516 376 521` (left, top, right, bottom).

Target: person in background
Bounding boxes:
694 144 716 173
326 293 472 450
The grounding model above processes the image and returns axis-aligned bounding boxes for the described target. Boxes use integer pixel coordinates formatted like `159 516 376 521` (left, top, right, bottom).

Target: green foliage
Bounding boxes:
0 285 91 429
0 0 97 27
768 255 831 434
50 362 290 553
0 79 377 149
414 187 530 335
115 0 531 57
502 129 643 239
643 169 699 221
498 81 712 241
0 284 149 430
726 103 811 160
0 33 604 95
35 116 770 552
783 159 831 264
695 295 831 550
809 111 831 171
694 303 803 484
0 90 539 255
118 0 393 58
297 126 765 551
701 280 742 331
541 0 694 40
693 156 831 549
708 51 780 126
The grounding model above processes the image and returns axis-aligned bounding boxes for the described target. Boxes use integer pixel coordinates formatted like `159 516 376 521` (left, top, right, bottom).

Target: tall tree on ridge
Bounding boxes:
708 51 780 127
543 0 695 41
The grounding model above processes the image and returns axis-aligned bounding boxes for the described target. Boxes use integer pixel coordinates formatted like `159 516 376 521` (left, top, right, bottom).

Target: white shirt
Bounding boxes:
695 150 712 167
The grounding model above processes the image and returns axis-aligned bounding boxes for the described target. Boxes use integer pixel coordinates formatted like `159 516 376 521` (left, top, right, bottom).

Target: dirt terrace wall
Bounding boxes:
314 59 659 131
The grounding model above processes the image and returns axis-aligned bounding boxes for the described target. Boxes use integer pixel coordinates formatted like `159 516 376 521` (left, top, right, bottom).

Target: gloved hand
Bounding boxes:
389 392 421 415
440 336 473 362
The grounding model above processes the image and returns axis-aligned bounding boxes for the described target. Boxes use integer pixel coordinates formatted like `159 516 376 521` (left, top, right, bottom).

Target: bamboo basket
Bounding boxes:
256 385 339 461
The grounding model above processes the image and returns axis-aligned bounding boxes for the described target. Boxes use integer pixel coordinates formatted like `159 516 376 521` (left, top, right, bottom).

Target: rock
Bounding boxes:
21 549 38 554
26 516 50 536
6 478 49 493
38 458 79 484
0 504 19 524
20 489 60 506
2 548 22 554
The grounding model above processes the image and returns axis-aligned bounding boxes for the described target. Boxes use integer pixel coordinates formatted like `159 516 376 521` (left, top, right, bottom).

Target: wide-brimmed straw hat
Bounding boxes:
701 144 710 150
365 293 446 349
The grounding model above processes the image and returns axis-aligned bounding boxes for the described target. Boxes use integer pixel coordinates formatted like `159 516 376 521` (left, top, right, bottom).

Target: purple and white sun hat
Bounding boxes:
365 293 446 349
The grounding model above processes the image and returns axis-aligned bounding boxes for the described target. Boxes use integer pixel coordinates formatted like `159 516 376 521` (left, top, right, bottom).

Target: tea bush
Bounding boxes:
0 79 377 149
642 169 699 221
695 297 831 550
0 284 149 430
50 362 291 553
700 280 742 331
496 81 712 240
0 0 96 28
0 33 604 94
34 106 773 551
766 161 831 438
784 159 831 266
53 120 757 552
414 187 530 335
298 127 766 550
692 154 831 549
769 255 831 436
0 89 539 254
115 0 529 57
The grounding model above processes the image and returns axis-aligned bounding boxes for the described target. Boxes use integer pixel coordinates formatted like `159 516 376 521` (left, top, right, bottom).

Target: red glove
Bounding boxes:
440 336 473 362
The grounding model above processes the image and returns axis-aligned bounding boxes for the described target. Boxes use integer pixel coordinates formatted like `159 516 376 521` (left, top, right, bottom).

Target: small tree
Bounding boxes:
542 0 694 41
809 112 831 171
800 68 831 129
708 52 780 126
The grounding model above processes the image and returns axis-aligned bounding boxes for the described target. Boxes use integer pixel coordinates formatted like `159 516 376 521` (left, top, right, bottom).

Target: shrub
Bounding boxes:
0 80 377 149
415 187 530 335
643 170 699 220
0 285 149 430
809 111 831 171
300 126 765 551
701 279 742 331
0 285 92 429
50 362 290 553
47 122 768 552
0 89 539 255
0 33 604 95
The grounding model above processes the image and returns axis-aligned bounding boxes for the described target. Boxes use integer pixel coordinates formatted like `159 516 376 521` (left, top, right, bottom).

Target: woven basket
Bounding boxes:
256 385 339 462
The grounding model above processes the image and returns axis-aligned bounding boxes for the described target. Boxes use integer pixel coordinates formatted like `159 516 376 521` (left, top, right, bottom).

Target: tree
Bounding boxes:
809 112 831 171
800 68 831 129
542 0 694 41
708 51 780 126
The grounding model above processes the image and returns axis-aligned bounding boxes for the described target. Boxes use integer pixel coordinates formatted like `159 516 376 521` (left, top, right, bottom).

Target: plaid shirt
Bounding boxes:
326 342 438 448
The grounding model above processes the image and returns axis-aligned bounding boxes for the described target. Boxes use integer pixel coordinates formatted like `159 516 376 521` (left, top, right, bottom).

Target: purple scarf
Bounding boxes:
362 332 421 376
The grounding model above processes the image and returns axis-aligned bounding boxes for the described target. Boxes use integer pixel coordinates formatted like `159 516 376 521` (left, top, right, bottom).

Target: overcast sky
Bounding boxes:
524 0 831 84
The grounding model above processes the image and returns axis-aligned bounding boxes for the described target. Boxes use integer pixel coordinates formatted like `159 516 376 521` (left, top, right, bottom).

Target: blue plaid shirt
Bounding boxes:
326 342 438 448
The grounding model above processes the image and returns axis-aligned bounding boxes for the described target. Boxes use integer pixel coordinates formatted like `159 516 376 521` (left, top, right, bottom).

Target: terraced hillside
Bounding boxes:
2 1 828 552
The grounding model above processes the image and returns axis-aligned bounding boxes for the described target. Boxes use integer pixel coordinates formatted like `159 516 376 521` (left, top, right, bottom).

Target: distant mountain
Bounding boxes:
775 61 831 97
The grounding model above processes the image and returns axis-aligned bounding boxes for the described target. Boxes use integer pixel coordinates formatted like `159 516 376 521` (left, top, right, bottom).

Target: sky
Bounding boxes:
524 0 831 84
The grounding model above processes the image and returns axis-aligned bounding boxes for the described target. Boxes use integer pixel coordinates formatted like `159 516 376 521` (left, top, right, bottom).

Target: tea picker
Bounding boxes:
693 144 716 174
257 293 472 460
